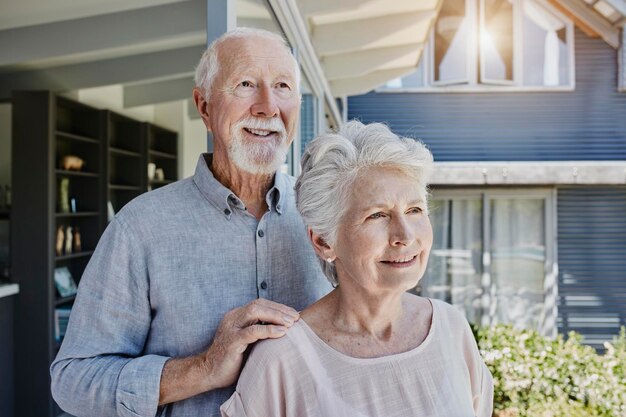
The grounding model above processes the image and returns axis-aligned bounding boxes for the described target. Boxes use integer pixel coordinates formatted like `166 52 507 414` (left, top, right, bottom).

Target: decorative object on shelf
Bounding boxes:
70 197 77 213
64 226 73 255
155 168 165 181
55 225 65 256
147 163 156 180
107 201 115 222
73 227 82 253
59 177 70 213
60 155 85 171
54 306 72 342
53 266 77 298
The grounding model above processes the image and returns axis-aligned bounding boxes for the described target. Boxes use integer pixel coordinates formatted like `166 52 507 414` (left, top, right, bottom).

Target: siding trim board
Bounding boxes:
431 161 626 185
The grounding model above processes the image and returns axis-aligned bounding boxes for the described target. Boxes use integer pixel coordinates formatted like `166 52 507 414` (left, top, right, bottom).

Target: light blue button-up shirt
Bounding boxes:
51 154 331 417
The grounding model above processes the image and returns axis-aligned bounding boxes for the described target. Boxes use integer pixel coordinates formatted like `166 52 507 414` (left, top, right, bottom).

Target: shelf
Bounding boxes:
56 131 99 144
110 147 141 157
0 283 19 299
149 150 177 159
56 250 94 261
150 179 174 185
55 294 76 306
55 169 99 178
109 184 142 191
55 212 99 218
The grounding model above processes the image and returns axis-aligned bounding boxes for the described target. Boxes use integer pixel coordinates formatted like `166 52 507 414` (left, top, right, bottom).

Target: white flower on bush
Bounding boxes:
476 324 626 417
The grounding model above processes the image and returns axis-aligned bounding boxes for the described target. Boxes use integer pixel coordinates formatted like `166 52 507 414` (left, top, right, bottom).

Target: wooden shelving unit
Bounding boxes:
11 91 178 417
12 91 104 417
147 124 178 191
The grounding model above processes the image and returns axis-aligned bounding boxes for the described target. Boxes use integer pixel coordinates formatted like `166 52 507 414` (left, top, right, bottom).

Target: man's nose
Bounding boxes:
251 85 279 118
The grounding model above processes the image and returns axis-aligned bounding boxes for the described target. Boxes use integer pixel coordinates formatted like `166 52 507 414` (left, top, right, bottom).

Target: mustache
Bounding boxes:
235 117 286 135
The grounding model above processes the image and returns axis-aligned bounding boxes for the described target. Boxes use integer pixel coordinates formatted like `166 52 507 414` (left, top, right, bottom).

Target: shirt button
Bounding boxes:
224 208 231 216
258 230 264 238
260 281 267 290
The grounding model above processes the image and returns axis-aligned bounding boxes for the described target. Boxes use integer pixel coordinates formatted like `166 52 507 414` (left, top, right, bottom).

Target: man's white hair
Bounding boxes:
194 27 300 100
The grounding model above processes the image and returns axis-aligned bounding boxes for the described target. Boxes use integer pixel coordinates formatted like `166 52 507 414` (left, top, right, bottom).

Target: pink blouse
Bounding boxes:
221 299 493 417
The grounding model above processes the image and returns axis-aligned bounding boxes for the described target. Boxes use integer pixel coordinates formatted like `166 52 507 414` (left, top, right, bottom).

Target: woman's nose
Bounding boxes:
390 216 414 246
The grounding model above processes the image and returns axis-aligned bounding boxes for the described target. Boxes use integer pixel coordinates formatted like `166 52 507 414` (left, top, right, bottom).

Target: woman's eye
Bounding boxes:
367 212 385 220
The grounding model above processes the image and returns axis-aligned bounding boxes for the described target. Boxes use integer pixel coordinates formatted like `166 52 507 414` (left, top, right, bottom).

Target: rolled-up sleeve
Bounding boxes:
50 216 169 417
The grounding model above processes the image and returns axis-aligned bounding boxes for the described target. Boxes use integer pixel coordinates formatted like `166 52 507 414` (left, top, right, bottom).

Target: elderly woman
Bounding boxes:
221 121 493 417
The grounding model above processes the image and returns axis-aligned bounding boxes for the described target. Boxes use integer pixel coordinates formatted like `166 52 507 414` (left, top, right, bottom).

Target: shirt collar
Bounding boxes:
193 153 288 217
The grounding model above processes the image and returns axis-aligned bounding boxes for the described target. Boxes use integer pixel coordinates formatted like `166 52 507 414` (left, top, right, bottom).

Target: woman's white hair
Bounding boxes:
295 120 434 286
194 27 300 100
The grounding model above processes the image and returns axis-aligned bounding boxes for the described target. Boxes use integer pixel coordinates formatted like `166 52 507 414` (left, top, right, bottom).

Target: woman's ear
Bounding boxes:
308 227 335 261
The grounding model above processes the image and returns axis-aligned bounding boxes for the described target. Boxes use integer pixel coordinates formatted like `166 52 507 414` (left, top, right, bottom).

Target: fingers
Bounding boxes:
235 324 288 351
235 299 299 328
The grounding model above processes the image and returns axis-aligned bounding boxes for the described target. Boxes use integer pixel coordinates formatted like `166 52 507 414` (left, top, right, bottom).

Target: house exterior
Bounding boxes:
346 0 626 351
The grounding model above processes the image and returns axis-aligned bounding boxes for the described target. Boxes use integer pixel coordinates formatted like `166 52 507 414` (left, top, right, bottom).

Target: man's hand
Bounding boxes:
158 299 299 405
202 298 299 389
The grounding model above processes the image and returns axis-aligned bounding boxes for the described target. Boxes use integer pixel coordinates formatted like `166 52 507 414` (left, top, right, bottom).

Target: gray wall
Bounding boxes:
348 28 626 161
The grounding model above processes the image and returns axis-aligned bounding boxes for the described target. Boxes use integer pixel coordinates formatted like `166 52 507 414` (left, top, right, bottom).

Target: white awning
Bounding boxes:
294 0 442 97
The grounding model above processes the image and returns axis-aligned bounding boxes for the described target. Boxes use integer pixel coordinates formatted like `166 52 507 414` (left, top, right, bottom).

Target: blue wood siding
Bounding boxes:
300 94 316 154
347 28 626 161
557 187 626 351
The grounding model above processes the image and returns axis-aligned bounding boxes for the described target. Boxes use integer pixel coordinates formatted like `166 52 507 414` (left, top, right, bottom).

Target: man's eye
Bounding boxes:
408 207 423 214
232 81 256 98
275 82 294 98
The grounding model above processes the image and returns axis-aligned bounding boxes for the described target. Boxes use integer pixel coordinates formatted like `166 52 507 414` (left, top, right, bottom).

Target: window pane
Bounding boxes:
421 199 483 324
481 0 514 82
297 75 317 174
434 0 469 84
490 198 545 330
522 0 570 86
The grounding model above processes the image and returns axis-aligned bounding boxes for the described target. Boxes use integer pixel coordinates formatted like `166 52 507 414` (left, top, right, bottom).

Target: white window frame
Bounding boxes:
430 0 475 86
427 188 558 337
378 0 575 93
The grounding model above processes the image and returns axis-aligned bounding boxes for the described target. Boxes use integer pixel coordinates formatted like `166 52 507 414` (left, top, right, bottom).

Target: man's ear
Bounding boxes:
308 227 335 261
192 87 212 131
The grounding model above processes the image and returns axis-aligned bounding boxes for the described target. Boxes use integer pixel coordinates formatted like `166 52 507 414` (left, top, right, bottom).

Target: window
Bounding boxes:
418 189 557 336
285 73 319 176
383 0 574 91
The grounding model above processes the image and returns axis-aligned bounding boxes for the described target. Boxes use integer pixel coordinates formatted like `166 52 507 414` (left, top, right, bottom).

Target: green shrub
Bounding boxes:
475 325 626 417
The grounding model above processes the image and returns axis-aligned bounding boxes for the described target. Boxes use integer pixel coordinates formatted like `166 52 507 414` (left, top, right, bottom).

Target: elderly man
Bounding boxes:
50 28 330 417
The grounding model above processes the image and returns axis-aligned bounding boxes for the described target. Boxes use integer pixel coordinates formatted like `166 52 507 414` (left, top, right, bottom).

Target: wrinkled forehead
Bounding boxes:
216 37 297 83
348 168 428 212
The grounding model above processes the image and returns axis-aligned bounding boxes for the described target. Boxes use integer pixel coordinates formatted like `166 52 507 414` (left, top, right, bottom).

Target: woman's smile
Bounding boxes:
380 254 418 268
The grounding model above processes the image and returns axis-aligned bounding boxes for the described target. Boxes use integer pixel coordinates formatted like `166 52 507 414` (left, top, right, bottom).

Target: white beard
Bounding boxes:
229 117 290 175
